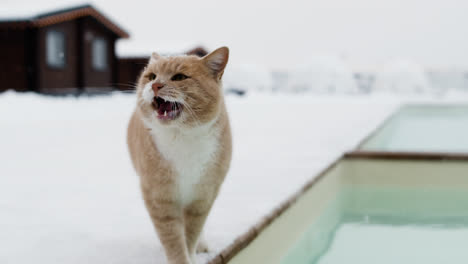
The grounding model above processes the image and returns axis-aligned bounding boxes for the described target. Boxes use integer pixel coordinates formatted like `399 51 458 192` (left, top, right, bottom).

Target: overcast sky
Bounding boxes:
3 0 468 70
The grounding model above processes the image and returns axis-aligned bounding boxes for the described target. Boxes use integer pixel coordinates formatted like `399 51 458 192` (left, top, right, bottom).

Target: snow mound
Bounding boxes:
287 56 358 94
375 59 432 94
223 63 273 92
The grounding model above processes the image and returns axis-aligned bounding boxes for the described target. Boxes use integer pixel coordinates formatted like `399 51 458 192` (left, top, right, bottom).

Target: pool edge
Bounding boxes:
345 151 468 161
206 157 343 264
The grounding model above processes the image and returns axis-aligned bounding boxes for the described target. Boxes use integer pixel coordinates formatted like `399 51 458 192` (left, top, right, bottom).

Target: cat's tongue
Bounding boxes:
154 97 182 120
158 101 173 114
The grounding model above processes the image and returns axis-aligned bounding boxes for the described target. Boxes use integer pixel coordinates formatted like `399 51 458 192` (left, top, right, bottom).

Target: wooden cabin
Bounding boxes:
0 5 129 94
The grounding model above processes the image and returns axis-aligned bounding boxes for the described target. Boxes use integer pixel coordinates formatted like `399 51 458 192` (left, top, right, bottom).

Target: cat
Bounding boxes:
127 47 232 264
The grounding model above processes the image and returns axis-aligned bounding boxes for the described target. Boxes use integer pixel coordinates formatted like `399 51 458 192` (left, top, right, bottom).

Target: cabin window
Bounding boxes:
46 30 66 68
92 37 107 71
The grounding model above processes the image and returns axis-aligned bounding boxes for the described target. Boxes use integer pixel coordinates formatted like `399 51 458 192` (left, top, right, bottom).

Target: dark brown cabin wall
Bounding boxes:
37 20 79 94
116 57 148 91
25 28 38 93
81 17 115 92
0 28 28 92
110 35 118 90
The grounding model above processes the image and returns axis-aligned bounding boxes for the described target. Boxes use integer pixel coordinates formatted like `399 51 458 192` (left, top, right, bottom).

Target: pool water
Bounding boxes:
361 105 468 153
282 187 468 264
316 223 468 264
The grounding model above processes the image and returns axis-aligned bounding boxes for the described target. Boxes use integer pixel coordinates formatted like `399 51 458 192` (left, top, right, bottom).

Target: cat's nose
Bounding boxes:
152 82 164 94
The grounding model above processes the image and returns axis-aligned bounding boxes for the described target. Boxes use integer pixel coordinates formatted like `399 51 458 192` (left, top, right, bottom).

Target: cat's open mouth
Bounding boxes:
152 97 183 120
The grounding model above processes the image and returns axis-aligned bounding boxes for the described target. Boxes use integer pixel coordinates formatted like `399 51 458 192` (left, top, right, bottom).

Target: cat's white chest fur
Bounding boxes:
150 123 219 206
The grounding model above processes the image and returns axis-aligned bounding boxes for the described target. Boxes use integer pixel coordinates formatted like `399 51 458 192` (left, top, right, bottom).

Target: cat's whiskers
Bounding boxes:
113 83 139 89
179 99 201 126
181 102 198 124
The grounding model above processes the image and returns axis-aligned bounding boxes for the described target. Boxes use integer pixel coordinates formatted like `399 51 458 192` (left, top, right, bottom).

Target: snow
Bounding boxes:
374 59 432 94
0 1 103 20
1 91 466 264
221 59 467 95
287 56 358 94
223 63 273 92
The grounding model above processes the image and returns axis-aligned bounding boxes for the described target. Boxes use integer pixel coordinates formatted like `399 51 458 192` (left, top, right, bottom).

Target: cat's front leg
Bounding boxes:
184 200 212 261
144 197 192 264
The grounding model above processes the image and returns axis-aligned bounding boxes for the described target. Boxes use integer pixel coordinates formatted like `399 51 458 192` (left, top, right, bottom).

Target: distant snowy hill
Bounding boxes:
223 63 273 93
286 56 358 94
223 58 468 95
374 59 431 94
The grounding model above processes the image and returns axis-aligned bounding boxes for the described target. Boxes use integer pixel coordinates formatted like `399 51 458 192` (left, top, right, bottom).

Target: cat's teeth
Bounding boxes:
164 111 167 116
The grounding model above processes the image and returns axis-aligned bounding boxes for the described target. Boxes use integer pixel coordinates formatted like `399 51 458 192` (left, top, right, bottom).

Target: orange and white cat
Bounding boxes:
127 47 232 264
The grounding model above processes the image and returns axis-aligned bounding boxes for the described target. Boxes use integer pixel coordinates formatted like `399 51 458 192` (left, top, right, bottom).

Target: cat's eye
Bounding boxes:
148 73 156 80
171 73 189 81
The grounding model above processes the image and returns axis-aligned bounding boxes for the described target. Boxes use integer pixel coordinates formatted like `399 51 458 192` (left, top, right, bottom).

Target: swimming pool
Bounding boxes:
228 158 468 264
217 105 468 264
360 105 468 153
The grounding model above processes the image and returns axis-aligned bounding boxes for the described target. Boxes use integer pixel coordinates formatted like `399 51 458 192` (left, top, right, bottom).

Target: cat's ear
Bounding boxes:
149 52 161 64
202 47 229 79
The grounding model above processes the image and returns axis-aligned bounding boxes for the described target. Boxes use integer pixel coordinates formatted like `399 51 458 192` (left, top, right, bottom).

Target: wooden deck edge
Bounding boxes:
345 151 468 161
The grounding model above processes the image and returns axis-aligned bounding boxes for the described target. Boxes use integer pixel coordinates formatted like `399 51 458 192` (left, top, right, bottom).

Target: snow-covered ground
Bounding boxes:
1 91 466 264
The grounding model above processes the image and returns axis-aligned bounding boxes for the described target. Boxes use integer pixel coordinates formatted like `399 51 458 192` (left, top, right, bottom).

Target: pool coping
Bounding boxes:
208 104 468 264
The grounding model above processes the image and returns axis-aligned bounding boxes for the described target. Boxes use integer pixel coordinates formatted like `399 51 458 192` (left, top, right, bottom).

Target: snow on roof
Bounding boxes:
0 2 129 38
0 1 89 20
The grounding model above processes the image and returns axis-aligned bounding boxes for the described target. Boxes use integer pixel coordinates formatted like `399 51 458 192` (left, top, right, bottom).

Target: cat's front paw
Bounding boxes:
196 240 210 253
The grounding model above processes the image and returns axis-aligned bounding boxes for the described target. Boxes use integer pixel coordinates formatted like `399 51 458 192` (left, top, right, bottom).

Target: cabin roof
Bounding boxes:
0 4 129 38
